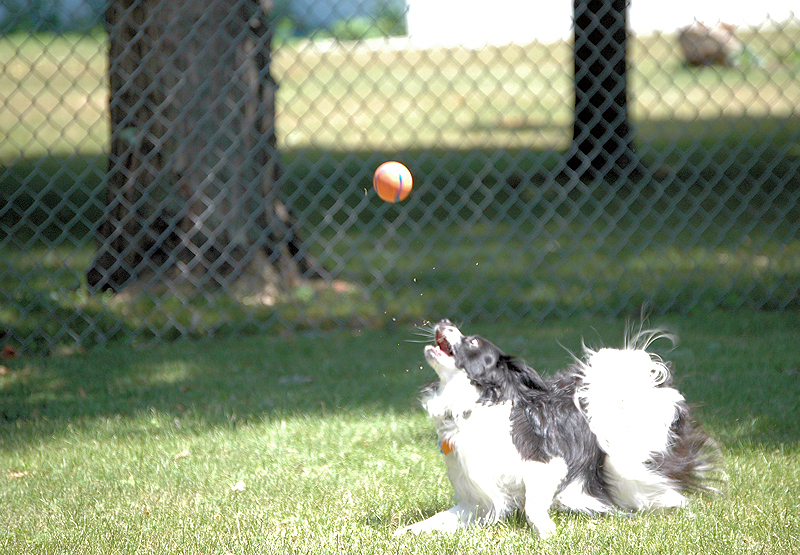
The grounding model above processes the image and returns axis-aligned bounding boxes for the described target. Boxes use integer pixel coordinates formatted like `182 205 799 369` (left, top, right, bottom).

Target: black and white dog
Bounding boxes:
396 319 719 538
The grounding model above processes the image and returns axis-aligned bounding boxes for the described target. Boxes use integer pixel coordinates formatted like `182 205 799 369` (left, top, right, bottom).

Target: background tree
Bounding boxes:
87 0 320 294
568 0 639 180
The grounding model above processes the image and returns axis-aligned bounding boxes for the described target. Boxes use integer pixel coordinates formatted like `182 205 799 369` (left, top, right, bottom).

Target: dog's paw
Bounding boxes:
536 522 556 540
527 514 557 540
393 525 418 537
393 519 449 536
394 507 471 536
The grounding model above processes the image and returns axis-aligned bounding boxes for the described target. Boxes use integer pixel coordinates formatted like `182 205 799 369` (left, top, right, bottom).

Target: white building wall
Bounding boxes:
406 0 797 46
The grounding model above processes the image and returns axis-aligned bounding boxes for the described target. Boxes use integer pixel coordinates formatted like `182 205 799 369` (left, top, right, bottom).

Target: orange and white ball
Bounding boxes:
373 161 413 203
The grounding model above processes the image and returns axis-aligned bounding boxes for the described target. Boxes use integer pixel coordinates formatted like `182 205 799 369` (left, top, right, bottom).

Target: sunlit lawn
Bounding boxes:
1 311 799 553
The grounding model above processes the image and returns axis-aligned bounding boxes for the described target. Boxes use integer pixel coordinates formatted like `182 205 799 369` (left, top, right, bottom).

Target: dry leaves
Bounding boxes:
1 344 18 359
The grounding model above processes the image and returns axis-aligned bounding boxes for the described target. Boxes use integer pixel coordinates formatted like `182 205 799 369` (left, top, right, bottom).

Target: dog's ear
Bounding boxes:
453 336 500 378
500 355 549 394
456 336 549 403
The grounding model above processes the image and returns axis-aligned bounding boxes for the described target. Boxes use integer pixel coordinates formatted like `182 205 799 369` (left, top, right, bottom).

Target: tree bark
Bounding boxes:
87 0 319 294
568 0 639 180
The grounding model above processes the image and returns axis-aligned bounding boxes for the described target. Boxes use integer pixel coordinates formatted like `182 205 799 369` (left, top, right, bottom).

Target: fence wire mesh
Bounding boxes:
1 0 799 352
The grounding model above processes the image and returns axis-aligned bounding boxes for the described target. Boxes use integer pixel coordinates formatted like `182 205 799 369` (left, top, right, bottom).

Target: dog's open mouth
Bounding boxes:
435 329 453 357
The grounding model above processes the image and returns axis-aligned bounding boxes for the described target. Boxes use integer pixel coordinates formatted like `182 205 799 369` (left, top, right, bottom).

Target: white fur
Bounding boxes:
395 323 571 537
396 368 569 538
396 324 695 538
576 347 687 510
553 479 613 514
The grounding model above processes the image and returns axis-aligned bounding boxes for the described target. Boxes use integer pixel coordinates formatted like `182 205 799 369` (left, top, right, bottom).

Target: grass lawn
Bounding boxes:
1 311 799 553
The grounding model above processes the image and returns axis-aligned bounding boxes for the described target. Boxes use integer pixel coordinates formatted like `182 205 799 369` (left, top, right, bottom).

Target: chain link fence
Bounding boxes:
1 0 799 352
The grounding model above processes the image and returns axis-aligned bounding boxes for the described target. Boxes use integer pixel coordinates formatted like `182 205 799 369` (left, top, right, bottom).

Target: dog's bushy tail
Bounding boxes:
575 341 721 510
649 401 723 496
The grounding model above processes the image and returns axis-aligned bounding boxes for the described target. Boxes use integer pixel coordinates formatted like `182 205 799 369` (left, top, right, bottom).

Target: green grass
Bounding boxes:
0 30 108 161
3 212 800 353
3 26 799 160
1 311 799 553
2 28 800 351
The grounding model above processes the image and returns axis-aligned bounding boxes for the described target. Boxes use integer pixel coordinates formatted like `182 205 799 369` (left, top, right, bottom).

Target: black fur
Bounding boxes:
450 334 548 402
450 333 611 504
445 325 717 506
647 402 721 493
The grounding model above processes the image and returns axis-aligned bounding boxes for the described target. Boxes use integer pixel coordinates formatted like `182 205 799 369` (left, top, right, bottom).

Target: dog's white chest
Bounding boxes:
422 375 526 512
423 373 515 447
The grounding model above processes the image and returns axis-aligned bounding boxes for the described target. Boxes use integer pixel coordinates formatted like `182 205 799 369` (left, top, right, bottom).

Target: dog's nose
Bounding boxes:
436 319 462 339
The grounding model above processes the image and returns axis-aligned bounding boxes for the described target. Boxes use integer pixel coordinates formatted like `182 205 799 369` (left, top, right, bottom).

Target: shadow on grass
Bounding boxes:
3 114 800 353
0 323 429 434
1 312 798 456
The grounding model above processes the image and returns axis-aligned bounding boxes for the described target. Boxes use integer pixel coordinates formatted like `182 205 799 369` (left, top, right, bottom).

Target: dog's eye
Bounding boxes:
468 337 481 348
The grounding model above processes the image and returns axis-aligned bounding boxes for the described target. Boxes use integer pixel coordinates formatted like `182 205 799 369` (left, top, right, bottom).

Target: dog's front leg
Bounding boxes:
394 503 481 536
524 503 556 539
522 458 569 539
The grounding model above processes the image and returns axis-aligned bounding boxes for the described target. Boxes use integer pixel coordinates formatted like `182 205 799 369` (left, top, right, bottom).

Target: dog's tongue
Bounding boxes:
436 330 453 356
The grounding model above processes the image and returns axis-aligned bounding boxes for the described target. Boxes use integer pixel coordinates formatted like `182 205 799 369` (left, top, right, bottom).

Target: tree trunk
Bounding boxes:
567 0 639 180
87 0 319 294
